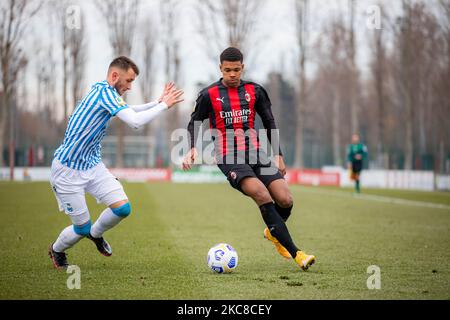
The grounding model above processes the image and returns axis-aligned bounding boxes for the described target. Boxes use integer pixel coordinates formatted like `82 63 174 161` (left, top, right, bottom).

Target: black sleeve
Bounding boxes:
254 85 283 156
187 92 211 149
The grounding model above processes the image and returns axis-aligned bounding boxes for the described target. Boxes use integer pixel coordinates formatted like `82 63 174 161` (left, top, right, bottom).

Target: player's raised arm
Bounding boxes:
182 92 211 170
128 82 176 112
117 87 184 130
254 86 283 156
254 85 285 174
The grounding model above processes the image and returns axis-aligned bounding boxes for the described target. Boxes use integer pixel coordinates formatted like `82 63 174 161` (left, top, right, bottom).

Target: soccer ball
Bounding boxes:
207 243 238 274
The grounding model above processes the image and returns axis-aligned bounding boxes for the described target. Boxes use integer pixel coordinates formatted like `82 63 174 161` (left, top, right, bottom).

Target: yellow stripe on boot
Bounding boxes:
263 227 292 259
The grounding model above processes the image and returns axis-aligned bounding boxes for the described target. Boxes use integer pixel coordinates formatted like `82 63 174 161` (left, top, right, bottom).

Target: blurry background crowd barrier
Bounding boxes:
0 0 449 189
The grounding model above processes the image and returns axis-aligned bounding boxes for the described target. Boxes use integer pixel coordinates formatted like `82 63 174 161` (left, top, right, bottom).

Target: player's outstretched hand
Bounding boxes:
158 82 175 103
162 88 184 108
182 148 198 171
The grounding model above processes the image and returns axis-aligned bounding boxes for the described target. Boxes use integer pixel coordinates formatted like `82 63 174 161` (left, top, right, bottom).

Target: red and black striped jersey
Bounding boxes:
187 79 282 160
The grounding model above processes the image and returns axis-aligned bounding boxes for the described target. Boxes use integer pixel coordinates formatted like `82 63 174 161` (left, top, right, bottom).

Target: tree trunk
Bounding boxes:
63 46 69 123
401 1 414 170
348 0 359 135
332 89 342 166
0 113 5 167
294 67 305 168
293 0 308 168
168 42 181 150
404 104 413 170
375 28 386 168
8 92 15 180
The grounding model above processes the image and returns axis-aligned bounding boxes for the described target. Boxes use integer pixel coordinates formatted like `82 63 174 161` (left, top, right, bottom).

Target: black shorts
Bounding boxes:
352 160 363 173
218 161 284 195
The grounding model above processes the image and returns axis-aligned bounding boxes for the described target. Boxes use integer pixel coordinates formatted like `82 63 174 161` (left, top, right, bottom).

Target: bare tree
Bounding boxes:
139 16 158 166
196 0 265 71
286 0 449 172
312 17 351 167
416 7 440 169
95 0 139 56
67 2 87 114
395 1 438 170
437 0 450 173
139 18 157 104
331 86 341 167
95 0 140 168
54 0 86 123
160 0 182 164
392 1 413 170
347 0 359 135
160 0 181 86
56 2 70 123
293 0 309 168
369 3 389 168
0 0 41 176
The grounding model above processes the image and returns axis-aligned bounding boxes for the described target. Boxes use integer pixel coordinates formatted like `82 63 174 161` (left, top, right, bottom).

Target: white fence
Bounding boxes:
1 166 450 191
315 167 450 191
436 175 450 191
0 167 51 182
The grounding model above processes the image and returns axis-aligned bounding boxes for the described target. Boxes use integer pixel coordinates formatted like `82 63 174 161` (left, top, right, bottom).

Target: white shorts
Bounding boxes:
50 159 128 225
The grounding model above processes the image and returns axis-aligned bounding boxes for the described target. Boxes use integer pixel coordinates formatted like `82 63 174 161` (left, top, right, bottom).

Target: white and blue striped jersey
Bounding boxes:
54 80 129 170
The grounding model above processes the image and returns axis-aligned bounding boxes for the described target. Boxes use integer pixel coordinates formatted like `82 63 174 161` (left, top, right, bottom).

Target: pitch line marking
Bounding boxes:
298 187 450 211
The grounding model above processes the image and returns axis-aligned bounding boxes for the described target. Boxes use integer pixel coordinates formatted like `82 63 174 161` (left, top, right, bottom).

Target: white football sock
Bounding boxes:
90 208 124 238
52 225 84 253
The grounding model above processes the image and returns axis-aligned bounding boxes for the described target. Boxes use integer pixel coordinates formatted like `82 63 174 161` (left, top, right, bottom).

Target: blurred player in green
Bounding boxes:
346 134 368 193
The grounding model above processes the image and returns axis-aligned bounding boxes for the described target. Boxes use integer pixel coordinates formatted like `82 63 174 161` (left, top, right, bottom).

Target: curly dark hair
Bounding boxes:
220 47 243 64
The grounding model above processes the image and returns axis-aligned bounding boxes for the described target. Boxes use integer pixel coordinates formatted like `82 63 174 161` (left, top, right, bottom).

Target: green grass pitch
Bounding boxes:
0 182 449 299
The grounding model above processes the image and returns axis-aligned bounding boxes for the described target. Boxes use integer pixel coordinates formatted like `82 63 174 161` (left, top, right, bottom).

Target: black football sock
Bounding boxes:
275 203 293 222
259 202 299 258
